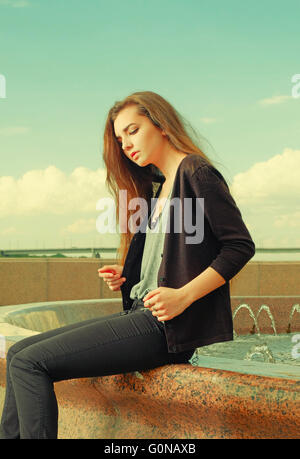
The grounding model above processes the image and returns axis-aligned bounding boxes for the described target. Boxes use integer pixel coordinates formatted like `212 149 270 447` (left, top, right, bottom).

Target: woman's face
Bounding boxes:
113 104 167 167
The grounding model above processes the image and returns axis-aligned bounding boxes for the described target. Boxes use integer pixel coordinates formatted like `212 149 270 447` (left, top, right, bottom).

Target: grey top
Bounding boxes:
130 190 171 301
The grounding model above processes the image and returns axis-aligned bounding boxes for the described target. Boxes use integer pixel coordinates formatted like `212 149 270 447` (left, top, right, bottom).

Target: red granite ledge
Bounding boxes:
91 365 300 439
2 358 298 439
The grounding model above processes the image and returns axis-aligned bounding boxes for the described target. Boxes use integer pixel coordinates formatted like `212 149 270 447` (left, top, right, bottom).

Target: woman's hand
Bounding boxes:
142 287 191 321
143 268 226 320
98 265 126 291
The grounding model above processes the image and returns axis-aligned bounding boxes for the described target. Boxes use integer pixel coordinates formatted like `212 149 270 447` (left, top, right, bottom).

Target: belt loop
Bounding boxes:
130 298 145 312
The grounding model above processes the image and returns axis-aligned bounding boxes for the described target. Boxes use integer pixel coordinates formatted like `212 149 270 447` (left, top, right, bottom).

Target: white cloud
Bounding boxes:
2 151 299 249
258 94 292 106
274 211 300 228
231 148 300 204
0 0 30 7
62 218 96 234
0 165 111 216
0 226 18 235
0 126 30 136
200 117 217 124
230 148 300 247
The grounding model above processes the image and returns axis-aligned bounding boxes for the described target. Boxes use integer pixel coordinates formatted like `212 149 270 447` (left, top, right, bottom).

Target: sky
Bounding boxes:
0 0 300 254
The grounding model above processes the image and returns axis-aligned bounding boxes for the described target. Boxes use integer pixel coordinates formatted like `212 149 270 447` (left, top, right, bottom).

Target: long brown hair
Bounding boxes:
102 91 212 266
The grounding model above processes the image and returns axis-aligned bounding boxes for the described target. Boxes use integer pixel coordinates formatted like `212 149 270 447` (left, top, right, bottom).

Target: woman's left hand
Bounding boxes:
143 287 190 321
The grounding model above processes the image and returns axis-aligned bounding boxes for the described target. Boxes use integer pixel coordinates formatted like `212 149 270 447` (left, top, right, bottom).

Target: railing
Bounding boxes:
1 247 300 258
0 247 117 257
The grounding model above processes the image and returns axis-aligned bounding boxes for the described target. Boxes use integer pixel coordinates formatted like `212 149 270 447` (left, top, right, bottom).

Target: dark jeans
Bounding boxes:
0 300 193 439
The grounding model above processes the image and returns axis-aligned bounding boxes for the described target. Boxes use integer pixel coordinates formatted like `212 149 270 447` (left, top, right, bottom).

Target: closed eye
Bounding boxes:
117 128 138 144
130 128 138 136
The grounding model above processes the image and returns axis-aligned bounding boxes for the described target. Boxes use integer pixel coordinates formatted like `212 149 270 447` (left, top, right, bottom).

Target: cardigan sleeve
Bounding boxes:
191 164 255 281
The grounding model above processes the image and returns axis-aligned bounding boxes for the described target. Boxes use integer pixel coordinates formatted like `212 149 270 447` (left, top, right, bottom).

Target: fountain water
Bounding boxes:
244 343 276 363
287 304 300 333
232 303 260 335
233 303 282 364
256 305 277 335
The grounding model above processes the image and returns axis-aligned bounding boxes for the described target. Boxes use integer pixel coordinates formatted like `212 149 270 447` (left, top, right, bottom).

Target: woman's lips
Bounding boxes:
131 151 139 159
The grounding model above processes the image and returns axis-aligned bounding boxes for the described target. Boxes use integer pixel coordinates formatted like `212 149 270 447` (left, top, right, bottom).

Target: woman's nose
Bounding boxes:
122 139 133 151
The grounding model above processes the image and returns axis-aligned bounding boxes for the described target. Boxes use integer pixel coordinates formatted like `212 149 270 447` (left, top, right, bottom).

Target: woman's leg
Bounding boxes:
1 309 192 439
0 311 130 439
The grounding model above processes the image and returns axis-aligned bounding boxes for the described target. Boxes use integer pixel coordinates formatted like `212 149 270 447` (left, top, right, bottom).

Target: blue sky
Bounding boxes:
0 0 300 252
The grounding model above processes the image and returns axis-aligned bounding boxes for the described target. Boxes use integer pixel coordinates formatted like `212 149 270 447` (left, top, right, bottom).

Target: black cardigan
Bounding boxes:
121 154 255 353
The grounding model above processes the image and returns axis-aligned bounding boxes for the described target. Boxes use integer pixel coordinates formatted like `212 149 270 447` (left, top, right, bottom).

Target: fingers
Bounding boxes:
104 275 126 291
98 265 117 275
144 298 168 320
152 309 170 321
97 265 126 291
143 289 159 303
145 301 166 319
107 275 126 288
108 276 126 288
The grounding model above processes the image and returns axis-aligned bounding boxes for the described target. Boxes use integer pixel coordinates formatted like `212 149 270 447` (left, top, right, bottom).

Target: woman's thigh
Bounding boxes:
11 309 189 382
7 310 127 361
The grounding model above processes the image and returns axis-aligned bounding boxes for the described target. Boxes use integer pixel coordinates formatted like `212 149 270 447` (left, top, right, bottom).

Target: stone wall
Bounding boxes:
0 259 299 307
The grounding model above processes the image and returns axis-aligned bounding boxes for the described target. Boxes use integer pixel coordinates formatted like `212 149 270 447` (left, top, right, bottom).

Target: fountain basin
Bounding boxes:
0 299 300 439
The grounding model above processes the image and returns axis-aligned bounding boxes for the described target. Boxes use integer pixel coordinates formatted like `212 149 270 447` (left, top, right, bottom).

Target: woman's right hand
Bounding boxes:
97 265 126 291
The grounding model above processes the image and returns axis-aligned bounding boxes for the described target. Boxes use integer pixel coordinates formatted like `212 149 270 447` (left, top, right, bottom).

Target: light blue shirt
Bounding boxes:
130 190 171 300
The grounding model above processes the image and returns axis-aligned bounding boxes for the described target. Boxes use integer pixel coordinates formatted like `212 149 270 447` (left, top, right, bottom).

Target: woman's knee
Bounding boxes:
9 349 40 382
9 341 45 376
6 334 43 366
6 342 22 366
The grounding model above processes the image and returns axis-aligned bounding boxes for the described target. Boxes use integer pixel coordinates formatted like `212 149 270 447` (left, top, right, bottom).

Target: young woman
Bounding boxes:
0 91 255 439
